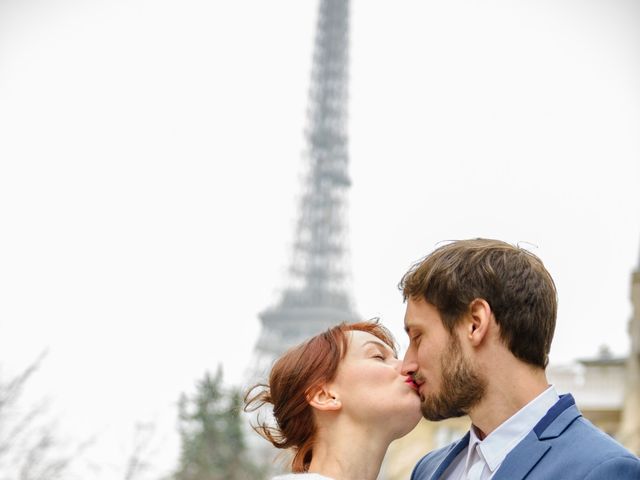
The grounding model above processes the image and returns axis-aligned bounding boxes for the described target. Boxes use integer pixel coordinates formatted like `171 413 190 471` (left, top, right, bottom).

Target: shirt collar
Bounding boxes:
468 385 560 473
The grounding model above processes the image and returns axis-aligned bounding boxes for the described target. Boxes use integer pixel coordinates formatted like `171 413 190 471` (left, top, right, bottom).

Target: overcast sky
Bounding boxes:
1 0 639 478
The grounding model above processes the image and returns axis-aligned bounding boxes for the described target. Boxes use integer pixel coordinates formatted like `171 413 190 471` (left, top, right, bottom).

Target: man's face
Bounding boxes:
402 297 487 421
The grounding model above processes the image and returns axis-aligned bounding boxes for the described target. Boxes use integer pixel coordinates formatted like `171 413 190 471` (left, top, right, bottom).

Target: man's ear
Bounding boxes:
466 298 492 346
307 385 341 412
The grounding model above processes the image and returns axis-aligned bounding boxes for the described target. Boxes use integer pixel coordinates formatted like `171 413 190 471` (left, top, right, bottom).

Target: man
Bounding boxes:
399 239 640 479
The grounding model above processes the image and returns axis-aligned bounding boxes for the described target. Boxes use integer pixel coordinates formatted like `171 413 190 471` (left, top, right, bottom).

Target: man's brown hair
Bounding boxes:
399 239 557 368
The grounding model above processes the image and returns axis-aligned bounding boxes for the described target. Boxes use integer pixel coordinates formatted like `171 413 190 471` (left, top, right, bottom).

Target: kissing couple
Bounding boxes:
246 238 640 479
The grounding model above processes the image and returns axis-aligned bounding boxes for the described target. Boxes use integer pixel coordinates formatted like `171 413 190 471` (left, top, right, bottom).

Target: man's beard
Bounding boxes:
419 336 487 421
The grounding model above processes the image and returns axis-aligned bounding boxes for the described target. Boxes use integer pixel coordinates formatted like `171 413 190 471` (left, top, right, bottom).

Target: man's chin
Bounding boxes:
420 398 467 421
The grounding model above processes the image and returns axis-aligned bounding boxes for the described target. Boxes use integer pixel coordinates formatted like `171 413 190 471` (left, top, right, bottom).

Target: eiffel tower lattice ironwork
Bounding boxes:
252 0 358 375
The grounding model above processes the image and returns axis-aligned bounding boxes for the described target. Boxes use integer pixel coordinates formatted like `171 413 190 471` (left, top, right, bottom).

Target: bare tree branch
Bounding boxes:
0 352 89 480
123 422 158 480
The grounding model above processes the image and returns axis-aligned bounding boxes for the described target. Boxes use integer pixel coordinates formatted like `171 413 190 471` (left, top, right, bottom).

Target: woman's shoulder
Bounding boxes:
272 474 334 480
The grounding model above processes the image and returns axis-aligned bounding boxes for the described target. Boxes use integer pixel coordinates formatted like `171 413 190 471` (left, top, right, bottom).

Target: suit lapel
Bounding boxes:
429 432 470 480
491 431 550 480
492 394 582 480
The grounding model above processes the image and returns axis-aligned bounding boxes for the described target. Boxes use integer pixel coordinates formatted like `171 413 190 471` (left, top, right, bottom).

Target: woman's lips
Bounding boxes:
405 376 419 391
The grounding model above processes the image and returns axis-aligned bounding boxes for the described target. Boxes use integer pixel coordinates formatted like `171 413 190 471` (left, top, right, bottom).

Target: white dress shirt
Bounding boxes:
442 386 560 480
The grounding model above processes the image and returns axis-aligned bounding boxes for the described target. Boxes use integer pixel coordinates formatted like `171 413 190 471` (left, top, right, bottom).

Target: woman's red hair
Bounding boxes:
244 320 396 472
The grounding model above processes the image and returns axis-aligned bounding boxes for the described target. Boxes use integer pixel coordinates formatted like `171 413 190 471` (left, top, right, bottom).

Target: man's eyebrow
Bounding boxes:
405 323 423 336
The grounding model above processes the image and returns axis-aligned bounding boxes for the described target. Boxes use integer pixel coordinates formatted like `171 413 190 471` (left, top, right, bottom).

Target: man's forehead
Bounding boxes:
403 307 417 333
403 298 421 323
403 297 438 332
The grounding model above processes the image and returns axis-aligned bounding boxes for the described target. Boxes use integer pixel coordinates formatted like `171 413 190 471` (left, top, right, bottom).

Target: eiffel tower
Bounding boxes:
251 0 358 378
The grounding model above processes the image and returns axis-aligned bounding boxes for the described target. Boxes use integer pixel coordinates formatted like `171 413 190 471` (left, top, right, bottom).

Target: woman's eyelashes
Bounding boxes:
365 347 386 360
370 349 397 361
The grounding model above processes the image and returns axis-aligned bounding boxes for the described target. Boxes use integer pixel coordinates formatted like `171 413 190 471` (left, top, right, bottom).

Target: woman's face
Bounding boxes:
330 330 422 439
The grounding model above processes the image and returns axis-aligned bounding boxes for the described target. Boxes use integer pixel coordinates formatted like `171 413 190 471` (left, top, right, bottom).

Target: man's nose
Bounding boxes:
401 349 417 377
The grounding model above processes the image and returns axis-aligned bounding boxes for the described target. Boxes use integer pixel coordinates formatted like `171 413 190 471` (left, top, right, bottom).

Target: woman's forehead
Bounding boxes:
346 330 393 353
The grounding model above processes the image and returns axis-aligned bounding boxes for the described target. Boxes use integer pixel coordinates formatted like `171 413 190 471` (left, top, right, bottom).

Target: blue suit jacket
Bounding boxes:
411 395 640 480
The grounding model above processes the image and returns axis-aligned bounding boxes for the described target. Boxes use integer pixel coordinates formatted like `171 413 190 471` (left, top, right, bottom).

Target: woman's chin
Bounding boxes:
389 408 423 440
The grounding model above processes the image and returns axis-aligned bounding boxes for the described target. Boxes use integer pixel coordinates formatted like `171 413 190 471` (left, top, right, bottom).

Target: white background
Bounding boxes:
1 0 639 478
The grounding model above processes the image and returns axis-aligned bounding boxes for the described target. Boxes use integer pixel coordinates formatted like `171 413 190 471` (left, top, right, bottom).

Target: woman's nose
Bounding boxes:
392 357 404 372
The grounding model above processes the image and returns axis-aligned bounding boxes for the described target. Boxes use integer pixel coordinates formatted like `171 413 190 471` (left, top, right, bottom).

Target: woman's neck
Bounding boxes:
306 421 390 480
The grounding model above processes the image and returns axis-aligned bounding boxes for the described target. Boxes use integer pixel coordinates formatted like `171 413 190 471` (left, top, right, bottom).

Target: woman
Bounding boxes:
244 321 422 480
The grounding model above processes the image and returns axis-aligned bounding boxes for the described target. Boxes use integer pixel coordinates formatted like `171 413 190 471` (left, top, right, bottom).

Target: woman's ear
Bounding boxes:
307 385 341 411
